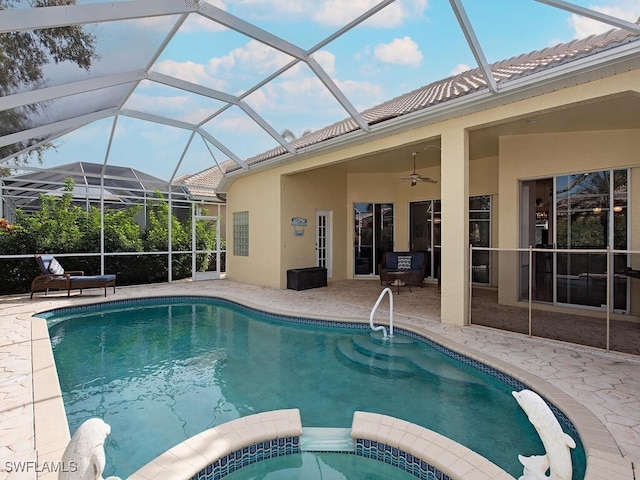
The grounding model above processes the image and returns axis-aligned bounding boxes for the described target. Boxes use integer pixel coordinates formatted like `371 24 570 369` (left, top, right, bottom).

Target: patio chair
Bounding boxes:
378 251 426 288
30 254 116 299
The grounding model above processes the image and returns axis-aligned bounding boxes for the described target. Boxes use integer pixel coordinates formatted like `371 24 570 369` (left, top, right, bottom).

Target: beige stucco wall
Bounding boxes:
226 170 282 289
280 167 348 287
498 129 640 309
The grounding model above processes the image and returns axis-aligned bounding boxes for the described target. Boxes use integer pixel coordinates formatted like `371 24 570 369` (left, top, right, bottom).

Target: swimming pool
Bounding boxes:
43 297 585 479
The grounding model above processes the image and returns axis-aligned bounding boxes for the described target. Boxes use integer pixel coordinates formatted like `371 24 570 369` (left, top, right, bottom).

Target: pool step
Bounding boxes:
337 335 485 385
336 337 415 376
301 427 354 452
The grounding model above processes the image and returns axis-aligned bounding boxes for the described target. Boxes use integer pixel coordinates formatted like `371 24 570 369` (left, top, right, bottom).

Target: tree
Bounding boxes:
0 0 99 173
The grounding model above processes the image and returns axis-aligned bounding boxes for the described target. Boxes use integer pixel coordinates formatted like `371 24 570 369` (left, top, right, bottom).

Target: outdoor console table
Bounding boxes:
287 267 327 290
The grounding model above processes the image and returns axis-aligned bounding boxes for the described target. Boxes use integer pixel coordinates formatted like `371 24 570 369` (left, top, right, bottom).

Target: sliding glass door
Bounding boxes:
410 200 440 280
410 196 490 283
354 203 394 276
520 169 628 310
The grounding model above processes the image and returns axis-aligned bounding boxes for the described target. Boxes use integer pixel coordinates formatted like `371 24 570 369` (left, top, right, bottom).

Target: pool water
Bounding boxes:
223 452 417 480
46 298 585 479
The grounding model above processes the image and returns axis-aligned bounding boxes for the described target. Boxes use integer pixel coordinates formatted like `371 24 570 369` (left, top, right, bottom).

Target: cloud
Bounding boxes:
238 45 385 122
311 50 336 76
154 60 217 86
225 0 428 28
450 64 471 75
225 0 309 19
203 111 265 135
207 40 293 77
315 0 428 28
126 93 190 114
335 79 386 110
569 2 640 38
373 36 423 67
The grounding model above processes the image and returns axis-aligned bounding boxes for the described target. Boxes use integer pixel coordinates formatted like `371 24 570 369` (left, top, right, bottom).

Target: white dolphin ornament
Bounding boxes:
512 389 576 480
58 418 121 480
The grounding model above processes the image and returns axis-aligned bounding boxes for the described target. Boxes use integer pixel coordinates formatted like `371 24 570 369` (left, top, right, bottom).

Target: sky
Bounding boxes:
22 0 640 182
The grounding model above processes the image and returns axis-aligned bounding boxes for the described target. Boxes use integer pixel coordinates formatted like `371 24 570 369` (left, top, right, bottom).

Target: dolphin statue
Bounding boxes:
512 389 576 480
58 418 121 480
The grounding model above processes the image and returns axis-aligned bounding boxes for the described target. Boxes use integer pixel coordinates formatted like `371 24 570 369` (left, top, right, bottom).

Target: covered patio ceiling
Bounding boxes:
1 0 639 189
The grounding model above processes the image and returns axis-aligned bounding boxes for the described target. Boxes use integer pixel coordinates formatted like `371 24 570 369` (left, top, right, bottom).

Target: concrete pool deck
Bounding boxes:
0 278 638 479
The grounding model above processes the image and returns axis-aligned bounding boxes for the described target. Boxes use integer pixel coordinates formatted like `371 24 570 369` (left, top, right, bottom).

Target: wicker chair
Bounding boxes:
378 251 426 288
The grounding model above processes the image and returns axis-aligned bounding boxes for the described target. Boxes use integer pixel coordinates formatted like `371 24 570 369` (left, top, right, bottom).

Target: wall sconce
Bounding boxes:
613 206 623 213
592 207 602 214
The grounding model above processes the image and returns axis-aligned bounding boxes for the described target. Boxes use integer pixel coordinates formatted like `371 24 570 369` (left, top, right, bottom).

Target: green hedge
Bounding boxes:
0 183 218 295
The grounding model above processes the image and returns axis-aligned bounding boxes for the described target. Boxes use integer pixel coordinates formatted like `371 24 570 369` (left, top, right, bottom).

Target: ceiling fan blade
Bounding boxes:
420 177 438 184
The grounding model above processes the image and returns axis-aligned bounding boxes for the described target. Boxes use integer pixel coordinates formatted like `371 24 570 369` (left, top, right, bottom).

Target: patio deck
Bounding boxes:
1 278 638 479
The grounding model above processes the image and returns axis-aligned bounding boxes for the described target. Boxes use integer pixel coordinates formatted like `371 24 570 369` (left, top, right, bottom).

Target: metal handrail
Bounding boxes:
369 287 394 338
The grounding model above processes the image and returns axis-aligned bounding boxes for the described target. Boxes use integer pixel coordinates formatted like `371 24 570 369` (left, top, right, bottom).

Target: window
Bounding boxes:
233 211 249 256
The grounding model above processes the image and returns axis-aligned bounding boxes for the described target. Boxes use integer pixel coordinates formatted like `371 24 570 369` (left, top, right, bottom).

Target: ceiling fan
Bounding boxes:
400 151 438 186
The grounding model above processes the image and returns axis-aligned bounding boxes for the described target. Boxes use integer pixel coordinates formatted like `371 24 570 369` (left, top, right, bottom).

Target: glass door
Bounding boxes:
411 197 490 284
354 203 394 276
410 200 440 280
520 170 628 310
556 170 627 309
192 204 225 280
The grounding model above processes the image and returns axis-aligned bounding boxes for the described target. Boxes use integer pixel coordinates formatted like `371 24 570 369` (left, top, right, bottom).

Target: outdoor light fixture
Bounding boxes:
593 207 602 213
613 206 623 213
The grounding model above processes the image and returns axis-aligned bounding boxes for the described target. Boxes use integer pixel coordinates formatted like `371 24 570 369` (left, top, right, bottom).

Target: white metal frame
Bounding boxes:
1 0 638 184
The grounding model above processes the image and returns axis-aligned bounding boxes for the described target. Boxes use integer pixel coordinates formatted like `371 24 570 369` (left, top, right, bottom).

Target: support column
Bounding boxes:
440 126 469 326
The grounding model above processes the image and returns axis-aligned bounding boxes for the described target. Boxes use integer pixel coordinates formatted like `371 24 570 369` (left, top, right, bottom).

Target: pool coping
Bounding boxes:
25 293 634 480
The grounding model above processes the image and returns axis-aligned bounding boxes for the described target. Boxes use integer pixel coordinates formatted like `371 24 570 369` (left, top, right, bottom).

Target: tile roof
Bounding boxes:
218 25 639 176
179 161 234 198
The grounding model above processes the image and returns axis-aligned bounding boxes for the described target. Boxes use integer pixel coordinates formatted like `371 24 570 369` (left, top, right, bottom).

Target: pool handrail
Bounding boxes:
369 287 393 338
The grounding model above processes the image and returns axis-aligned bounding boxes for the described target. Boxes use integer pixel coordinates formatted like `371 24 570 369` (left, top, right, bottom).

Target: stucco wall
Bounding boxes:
280 168 348 287
226 171 282 289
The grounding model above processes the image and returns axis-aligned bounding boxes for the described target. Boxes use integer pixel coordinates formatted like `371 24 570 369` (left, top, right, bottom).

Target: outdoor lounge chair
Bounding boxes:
30 254 116 299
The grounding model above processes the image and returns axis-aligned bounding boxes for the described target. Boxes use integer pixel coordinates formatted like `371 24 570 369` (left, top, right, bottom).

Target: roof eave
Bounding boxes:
217 39 640 193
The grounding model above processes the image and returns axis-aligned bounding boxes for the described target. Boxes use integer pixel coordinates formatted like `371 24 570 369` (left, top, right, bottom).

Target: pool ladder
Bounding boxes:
369 287 394 338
